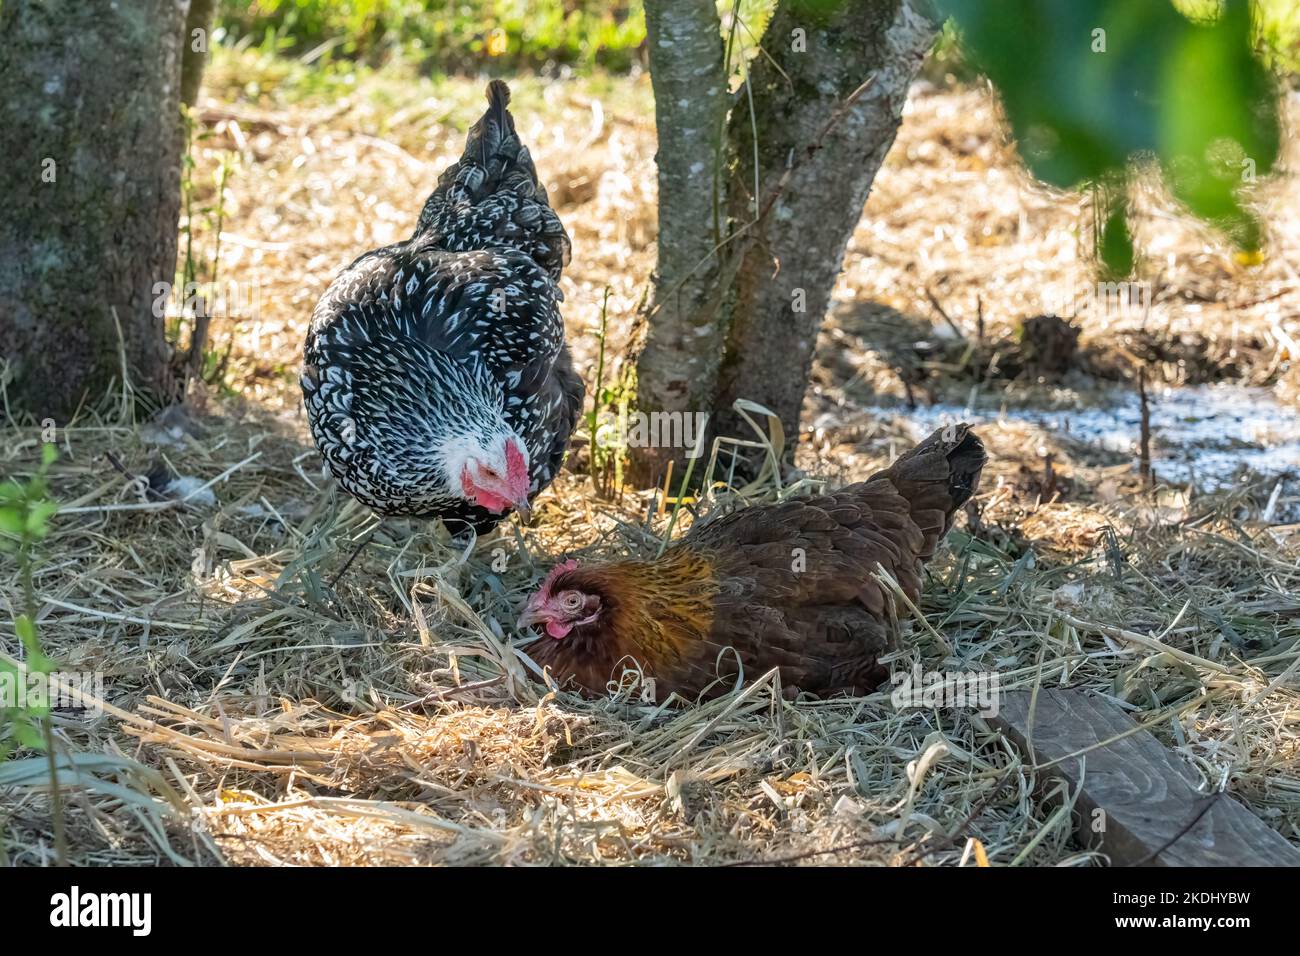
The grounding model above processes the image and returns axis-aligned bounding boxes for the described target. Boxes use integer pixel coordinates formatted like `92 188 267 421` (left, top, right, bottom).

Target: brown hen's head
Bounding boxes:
516 559 606 639
516 550 717 696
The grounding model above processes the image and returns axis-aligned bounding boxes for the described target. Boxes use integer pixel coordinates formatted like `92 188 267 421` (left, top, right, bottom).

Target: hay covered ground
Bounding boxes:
3 51 1300 866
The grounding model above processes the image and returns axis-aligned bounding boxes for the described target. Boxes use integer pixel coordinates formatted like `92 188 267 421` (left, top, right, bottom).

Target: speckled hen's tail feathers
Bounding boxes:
415 80 571 281
482 79 512 164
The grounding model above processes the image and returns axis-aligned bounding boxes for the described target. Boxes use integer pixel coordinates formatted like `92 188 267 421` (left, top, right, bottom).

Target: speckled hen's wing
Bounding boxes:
307 242 581 493
393 245 578 493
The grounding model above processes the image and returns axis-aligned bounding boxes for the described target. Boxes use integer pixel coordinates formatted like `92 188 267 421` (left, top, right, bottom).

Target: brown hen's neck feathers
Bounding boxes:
530 549 717 692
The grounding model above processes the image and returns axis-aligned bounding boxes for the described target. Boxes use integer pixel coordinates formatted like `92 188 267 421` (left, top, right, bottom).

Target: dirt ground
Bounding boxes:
2 55 1300 866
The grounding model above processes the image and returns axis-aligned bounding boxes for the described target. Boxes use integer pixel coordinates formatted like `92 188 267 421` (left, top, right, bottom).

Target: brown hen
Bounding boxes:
518 424 987 700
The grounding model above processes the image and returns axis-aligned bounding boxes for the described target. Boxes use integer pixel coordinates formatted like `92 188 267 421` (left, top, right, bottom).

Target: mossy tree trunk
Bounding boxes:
713 0 937 443
631 0 937 480
0 0 189 421
631 0 730 483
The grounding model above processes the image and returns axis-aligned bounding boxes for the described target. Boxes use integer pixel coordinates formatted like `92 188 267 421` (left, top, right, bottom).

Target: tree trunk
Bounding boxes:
0 0 189 421
630 0 729 483
181 0 217 107
714 0 937 444
631 0 937 478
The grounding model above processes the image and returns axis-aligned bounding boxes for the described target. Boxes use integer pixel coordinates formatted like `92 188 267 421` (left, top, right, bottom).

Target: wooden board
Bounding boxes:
989 689 1300 866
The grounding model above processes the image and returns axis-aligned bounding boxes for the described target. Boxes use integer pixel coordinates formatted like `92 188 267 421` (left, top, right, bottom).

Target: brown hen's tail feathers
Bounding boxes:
876 423 986 501
870 424 987 556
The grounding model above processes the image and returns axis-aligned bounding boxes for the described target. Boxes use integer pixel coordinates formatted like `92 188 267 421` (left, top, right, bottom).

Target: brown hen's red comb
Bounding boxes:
537 558 580 598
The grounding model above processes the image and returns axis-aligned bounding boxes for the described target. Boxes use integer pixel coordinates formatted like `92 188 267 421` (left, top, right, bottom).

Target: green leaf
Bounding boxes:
941 0 1280 253
14 616 51 672
0 509 22 537
15 614 36 645
1158 0 1278 250
1100 201 1134 279
12 719 46 752
25 501 59 538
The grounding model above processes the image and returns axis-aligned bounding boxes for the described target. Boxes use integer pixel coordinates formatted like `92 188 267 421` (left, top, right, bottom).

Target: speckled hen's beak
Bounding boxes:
513 498 532 525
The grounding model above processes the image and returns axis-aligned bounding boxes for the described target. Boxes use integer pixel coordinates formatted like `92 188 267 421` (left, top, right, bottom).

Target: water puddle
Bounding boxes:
869 384 1300 491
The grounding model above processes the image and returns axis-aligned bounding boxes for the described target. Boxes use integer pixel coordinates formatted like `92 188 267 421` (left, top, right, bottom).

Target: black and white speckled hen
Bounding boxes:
302 80 583 533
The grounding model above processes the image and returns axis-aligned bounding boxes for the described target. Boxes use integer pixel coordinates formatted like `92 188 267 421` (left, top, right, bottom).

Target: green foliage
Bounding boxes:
585 288 631 498
0 443 59 553
1098 195 1135 279
0 443 58 764
940 0 1282 266
215 0 647 73
1253 0 1300 71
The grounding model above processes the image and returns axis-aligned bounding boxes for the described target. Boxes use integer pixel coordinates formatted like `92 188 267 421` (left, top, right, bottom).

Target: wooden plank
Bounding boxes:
989 689 1300 866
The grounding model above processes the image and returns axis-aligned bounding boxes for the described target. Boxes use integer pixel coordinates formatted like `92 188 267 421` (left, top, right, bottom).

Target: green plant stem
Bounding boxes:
204 153 233 385
657 414 709 558
20 544 66 866
588 287 610 492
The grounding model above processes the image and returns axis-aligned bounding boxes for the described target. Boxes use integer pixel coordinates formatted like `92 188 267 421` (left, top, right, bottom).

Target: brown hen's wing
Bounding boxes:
677 488 912 688
675 425 986 695
687 600 892 697
681 482 923 609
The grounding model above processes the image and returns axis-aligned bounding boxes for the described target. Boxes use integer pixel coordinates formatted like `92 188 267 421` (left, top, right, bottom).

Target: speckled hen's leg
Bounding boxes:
329 520 383 590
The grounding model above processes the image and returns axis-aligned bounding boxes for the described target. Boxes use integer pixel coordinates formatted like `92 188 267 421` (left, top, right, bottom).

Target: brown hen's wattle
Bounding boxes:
520 424 987 700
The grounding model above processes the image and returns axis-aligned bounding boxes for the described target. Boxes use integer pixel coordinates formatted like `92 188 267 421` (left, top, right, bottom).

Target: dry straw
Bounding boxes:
1 62 1299 866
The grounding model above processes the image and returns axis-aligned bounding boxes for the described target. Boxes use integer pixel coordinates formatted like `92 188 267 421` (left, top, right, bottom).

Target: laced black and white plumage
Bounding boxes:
303 80 583 533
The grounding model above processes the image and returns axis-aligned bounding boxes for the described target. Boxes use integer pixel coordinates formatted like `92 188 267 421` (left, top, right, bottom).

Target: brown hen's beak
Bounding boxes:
516 607 546 630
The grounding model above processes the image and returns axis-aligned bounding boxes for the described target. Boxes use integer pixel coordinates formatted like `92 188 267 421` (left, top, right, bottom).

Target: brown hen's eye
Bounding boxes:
562 593 583 611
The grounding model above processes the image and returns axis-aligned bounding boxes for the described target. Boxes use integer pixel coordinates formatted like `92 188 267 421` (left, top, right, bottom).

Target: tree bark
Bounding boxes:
0 0 189 421
631 0 937 478
714 0 937 444
630 0 729 483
